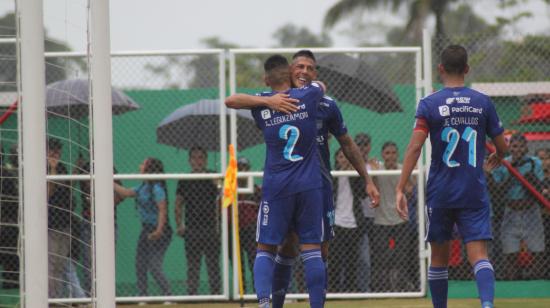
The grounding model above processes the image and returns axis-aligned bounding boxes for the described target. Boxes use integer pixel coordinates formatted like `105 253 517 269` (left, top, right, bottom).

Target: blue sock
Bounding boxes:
474 259 495 308
254 250 275 307
272 254 295 308
428 266 448 308
301 249 325 308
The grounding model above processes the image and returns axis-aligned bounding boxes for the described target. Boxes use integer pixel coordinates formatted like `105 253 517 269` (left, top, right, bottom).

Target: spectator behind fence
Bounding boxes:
535 148 549 161
0 144 19 289
371 141 415 291
490 134 545 280
47 138 74 298
541 150 550 279
354 132 382 292
329 148 366 292
114 157 172 296
175 146 221 295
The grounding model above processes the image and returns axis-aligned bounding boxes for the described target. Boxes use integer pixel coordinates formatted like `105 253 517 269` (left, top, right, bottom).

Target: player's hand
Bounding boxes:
148 229 163 241
366 179 380 208
266 94 299 114
396 190 409 221
176 224 186 237
486 152 503 171
312 80 327 92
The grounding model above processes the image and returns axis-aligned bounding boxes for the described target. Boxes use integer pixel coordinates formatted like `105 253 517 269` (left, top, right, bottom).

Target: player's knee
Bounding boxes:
321 241 329 260
299 243 321 252
278 233 300 257
257 243 277 254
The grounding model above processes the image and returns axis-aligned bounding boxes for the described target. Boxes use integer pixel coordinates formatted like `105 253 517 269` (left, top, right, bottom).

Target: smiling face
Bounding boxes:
291 56 317 88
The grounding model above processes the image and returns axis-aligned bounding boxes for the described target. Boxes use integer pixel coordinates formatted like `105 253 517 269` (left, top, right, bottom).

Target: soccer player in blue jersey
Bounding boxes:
226 50 380 307
395 45 508 308
227 54 327 308
271 50 379 307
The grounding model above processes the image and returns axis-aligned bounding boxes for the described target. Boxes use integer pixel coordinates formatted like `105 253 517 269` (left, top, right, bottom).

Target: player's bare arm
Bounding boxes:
395 130 428 221
337 133 380 207
225 93 299 114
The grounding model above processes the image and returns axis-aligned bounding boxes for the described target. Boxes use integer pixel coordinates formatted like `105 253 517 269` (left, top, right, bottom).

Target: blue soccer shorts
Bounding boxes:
425 205 492 244
256 188 324 245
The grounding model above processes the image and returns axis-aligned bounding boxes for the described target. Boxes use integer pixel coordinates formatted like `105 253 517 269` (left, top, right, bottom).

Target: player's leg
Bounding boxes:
255 198 293 307
272 232 298 308
426 206 454 308
296 189 326 308
429 241 451 308
458 206 494 308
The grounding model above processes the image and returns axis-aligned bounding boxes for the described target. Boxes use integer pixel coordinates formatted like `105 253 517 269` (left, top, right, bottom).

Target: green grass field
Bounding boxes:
117 298 550 308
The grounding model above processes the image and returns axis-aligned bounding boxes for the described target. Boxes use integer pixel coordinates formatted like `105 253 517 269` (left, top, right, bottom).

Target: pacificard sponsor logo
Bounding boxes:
451 106 482 114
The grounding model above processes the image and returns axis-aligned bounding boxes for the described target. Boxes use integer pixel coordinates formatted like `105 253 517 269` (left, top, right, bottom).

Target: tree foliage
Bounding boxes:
272 24 332 48
0 12 80 92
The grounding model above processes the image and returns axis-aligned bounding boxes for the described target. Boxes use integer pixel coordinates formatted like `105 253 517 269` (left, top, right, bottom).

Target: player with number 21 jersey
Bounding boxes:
415 87 504 209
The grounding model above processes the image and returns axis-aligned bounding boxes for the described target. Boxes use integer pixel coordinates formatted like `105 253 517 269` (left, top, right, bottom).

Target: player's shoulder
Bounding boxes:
320 95 337 107
295 81 323 94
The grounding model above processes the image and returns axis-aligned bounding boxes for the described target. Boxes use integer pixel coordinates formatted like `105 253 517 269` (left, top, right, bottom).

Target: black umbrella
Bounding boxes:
317 54 402 113
46 78 140 118
157 99 263 151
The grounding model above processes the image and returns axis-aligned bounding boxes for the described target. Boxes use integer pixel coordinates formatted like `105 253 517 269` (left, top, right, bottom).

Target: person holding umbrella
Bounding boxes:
114 157 172 297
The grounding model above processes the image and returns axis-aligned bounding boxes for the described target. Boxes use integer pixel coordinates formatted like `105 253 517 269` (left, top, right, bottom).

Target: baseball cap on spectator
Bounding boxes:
354 133 371 146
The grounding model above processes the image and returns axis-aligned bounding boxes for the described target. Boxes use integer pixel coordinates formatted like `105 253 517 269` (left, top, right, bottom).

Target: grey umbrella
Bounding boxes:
157 99 263 151
317 54 402 113
46 78 140 118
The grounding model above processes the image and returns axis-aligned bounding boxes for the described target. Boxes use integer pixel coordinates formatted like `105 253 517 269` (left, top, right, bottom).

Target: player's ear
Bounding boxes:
263 74 270 87
463 64 470 75
437 63 445 75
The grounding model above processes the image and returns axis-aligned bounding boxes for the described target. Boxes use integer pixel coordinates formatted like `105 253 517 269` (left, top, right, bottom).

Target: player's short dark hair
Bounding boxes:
382 141 397 152
264 54 290 86
292 49 316 62
441 45 468 75
189 145 207 158
264 54 289 72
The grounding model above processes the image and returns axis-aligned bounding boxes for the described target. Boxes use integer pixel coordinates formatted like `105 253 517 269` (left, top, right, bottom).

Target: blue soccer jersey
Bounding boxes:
316 95 347 240
416 87 504 208
316 95 348 181
252 82 324 201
